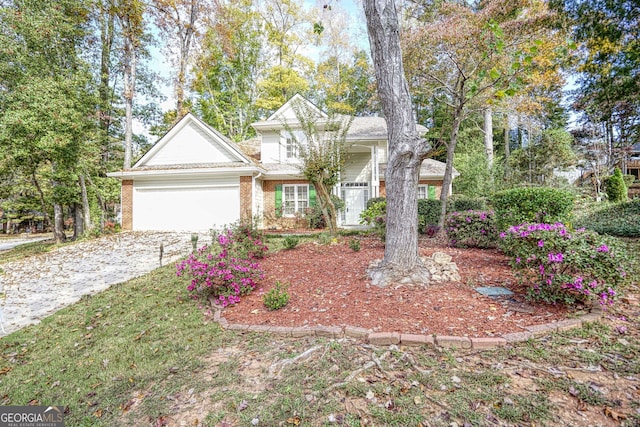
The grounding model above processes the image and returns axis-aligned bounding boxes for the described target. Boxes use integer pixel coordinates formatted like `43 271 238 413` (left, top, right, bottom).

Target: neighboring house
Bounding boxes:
108 95 455 232
625 142 640 182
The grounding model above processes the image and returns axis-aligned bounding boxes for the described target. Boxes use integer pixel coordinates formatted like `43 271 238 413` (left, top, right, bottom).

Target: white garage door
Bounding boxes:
133 177 240 232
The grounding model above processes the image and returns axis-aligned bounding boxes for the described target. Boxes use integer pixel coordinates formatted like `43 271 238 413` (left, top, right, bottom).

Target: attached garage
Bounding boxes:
108 113 263 232
132 177 240 232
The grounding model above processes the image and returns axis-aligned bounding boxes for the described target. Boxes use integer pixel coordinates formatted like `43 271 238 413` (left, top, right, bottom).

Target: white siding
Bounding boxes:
143 122 240 166
343 153 372 183
260 132 281 163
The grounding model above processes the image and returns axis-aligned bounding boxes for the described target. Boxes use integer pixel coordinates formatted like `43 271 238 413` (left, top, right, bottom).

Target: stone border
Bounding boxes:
209 296 603 351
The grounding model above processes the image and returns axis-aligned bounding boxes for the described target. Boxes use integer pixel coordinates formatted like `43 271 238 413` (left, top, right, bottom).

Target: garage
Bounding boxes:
132 177 240 232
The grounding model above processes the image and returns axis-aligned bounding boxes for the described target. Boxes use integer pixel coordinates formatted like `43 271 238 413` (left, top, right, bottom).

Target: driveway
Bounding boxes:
0 231 206 337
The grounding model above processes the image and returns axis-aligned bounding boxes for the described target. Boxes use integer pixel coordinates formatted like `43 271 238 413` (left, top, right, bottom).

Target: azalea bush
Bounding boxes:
499 223 630 307
446 210 498 248
176 227 265 307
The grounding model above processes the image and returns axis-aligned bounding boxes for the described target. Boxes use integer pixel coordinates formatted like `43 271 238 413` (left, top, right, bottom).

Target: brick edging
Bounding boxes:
208 296 603 351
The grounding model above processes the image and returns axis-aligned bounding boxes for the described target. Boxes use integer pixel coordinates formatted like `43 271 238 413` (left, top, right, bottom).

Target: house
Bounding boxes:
108 95 454 232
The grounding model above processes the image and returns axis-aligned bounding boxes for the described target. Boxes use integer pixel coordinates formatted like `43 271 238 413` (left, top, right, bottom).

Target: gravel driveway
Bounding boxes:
0 232 205 337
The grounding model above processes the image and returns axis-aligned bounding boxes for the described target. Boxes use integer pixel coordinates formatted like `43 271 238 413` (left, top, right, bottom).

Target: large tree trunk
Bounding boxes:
53 201 66 244
364 0 431 287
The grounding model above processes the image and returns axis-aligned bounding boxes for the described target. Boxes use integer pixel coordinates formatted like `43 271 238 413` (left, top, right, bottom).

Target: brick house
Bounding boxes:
108 95 454 232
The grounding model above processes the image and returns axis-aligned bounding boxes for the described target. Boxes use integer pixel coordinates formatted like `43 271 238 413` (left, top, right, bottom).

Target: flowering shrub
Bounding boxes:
499 222 629 307
446 210 498 248
177 226 265 306
210 222 268 260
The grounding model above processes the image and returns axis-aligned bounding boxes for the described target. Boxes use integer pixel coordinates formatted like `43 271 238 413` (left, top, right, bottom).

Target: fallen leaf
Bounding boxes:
414 396 422 405
287 415 301 425
0 367 12 376
604 407 626 421
237 399 249 411
93 409 103 418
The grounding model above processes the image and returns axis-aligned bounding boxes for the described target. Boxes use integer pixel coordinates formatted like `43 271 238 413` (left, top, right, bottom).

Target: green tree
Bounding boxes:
0 0 98 242
192 0 263 141
402 0 555 228
552 0 639 169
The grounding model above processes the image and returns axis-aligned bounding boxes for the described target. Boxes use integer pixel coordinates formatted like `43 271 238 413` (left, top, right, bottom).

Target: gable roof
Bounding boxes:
266 93 327 122
133 113 253 169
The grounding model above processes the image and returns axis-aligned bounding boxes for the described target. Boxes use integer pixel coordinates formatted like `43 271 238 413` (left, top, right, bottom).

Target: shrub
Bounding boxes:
348 238 361 251
176 228 265 306
574 199 640 237
366 196 386 209
304 195 345 229
210 222 268 259
263 281 290 310
448 195 487 212
623 174 636 187
360 199 386 240
498 223 630 307
283 235 300 249
491 187 575 231
417 199 442 233
604 167 628 203
446 210 498 248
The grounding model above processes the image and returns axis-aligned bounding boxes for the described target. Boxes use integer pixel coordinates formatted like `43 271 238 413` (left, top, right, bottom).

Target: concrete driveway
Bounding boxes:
0 231 206 337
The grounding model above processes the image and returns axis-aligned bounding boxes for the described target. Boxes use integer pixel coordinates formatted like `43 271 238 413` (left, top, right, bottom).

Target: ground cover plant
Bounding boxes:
574 199 640 238
1 235 638 426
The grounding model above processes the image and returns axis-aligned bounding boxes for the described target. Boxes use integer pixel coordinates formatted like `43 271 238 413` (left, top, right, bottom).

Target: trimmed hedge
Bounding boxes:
490 187 575 231
605 167 628 203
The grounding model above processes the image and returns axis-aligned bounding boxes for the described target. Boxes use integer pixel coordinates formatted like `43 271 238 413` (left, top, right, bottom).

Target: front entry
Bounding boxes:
341 183 369 225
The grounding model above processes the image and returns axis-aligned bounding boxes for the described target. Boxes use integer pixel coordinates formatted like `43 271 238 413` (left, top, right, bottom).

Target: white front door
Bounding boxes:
341 184 368 225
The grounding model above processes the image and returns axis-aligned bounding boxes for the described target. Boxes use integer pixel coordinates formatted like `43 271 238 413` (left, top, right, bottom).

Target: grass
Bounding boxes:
1 235 639 426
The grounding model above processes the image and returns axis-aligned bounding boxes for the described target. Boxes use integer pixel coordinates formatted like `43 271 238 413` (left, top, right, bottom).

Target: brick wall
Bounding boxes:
121 180 133 230
239 176 252 223
263 179 311 229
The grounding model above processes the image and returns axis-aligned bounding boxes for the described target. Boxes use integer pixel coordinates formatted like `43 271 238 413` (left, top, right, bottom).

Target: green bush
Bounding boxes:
605 168 628 203
448 195 487 212
348 238 361 252
623 174 636 187
360 199 386 240
366 196 386 209
574 199 640 237
490 187 575 231
446 210 498 248
304 195 345 229
498 223 630 307
263 281 290 310
417 199 442 233
283 235 300 249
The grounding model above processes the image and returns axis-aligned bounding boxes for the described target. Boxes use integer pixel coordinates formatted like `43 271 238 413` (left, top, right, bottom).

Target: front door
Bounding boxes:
341 183 368 225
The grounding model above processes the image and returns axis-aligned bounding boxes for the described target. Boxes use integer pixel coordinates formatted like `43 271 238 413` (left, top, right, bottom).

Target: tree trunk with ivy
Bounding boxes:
364 0 432 287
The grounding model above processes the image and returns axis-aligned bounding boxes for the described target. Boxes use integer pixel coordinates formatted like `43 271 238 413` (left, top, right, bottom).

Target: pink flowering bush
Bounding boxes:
446 210 498 248
499 222 630 307
176 225 266 306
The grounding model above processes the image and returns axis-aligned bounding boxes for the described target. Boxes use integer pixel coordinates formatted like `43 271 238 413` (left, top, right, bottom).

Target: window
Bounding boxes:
417 185 428 200
283 184 308 216
418 185 436 200
285 136 297 159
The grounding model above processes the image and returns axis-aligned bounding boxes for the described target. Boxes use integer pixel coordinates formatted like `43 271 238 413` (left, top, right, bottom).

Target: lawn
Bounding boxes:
0 236 639 426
